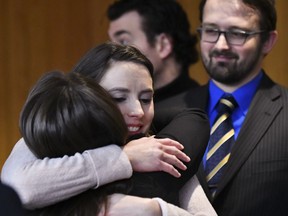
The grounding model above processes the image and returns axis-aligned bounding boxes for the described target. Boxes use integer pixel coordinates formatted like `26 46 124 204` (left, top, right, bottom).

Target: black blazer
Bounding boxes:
129 108 210 205
155 73 288 216
0 182 25 216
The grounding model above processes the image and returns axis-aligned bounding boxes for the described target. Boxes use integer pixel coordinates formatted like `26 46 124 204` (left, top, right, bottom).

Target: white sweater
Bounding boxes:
1 138 217 216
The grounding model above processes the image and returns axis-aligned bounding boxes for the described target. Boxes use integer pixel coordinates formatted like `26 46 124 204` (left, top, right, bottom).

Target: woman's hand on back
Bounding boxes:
123 136 190 177
106 194 161 216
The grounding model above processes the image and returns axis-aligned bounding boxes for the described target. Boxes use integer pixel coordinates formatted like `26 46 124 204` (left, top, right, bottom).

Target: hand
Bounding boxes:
123 136 190 177
106 194 161 216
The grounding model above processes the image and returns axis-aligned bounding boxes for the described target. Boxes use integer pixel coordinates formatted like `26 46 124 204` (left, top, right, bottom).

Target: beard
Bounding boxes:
202 45 262 85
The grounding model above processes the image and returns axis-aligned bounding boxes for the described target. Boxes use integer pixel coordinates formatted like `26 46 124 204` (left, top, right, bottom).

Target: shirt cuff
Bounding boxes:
86 145 133 188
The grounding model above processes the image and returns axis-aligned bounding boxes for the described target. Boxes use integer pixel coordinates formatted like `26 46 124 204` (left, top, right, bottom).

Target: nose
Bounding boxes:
214 33 230 50
127 100 144 118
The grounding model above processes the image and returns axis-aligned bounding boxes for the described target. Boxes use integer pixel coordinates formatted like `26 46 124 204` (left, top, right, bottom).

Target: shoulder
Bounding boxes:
155 85 209 111
258 73 288 103
0 183 25 215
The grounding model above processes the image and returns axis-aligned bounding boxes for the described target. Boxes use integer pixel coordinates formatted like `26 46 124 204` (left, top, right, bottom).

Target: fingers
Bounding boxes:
164 145 190 163
154 138 191 176
156 137 184 150
156 138 190 162
123 136 191 176
158 161 181 178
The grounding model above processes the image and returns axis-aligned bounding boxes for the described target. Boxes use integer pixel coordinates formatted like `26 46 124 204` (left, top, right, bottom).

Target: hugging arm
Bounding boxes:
1 137 187 209
0 108 207 209
1 138 132 209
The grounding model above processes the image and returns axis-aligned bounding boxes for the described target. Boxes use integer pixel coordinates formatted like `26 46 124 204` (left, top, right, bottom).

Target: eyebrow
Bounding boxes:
108 88 154 94
202 23 249 30
113 30 131 37
108 88 129 94
140 89 154 95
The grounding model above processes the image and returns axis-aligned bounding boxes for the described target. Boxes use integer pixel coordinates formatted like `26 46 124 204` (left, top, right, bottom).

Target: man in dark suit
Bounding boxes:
156 0 288 215
0 182 25 215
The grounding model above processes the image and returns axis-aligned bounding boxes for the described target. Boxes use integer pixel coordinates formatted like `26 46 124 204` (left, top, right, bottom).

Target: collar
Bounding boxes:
208 71 263 116
154 70 199 103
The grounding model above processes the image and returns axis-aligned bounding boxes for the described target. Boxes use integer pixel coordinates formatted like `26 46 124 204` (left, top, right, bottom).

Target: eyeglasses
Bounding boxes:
197 27 267 45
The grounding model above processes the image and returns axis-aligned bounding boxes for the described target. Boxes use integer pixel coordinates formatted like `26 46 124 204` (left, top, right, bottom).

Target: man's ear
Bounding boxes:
154 33 173 59
263 30 278 54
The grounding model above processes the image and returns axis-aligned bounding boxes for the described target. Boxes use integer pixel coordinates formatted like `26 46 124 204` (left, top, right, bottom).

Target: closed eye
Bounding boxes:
113 97 126 103
228 31 247 39
140 98 152 104
203 28 219 36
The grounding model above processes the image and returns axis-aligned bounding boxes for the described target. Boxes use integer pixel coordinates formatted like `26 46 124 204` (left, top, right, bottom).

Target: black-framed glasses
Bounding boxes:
197 27 267 45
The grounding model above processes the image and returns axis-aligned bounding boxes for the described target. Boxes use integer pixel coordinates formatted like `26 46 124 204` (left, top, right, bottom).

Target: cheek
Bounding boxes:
200 43 211 56
117 104 128 119
131 38 148 53
240 47 253 58
235 39 259 58
233 47 251 64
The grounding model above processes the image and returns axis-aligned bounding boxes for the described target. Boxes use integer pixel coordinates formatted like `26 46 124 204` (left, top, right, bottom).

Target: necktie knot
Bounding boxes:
217 94 237 115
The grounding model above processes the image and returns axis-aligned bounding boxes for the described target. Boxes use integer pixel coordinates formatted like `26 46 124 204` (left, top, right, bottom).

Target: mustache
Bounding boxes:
209 50 238 59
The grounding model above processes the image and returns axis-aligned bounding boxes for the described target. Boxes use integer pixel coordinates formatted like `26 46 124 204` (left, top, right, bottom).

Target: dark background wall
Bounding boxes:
1 0 287 168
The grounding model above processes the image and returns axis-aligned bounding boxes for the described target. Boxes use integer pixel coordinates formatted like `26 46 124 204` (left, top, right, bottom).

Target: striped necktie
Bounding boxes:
205 94 237 196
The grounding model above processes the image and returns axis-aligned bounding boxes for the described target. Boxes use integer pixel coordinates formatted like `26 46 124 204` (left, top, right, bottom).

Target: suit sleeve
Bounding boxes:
151 108 210 196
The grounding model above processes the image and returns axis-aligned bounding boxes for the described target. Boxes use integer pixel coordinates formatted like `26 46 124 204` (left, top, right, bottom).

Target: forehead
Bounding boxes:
101 61 152 86
203 0 260 28
108 11 143 35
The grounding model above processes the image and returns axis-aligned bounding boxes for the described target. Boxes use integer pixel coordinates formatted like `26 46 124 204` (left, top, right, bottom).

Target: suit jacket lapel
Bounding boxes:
215 74 283 197
197 162 214 201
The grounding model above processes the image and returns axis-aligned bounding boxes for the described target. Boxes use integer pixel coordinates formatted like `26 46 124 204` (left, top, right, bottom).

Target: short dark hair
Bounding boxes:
20 71 128 159
107 0 198 70
72 41 154 83
199 0 277 42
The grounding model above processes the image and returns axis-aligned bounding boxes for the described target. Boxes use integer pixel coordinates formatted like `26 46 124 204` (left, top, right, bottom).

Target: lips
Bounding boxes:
214 55 233 62
128 126 140 132
210 51 238 60
127 125 142 135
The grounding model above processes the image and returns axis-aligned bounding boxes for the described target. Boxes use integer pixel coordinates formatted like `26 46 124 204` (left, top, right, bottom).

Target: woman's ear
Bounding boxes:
263 30 278 54
154 33 173 59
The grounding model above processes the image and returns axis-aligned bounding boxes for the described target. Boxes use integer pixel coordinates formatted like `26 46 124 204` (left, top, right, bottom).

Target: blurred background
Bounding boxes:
1 0 287 169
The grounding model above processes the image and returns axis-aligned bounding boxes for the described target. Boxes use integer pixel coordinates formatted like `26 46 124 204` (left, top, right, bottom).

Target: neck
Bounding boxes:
153 59 182 90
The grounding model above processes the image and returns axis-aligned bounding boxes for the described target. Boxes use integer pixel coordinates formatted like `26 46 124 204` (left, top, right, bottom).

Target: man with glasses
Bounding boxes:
197 28 267 46
157 0 288 215
100 0 288 215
